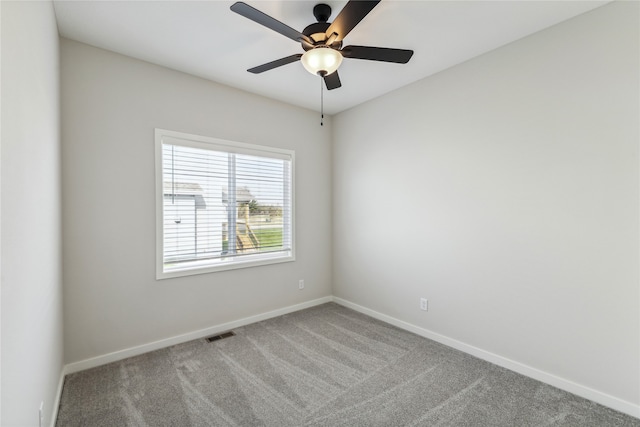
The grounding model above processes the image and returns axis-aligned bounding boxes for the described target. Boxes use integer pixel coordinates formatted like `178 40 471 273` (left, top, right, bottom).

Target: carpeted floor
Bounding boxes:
56 303 639 426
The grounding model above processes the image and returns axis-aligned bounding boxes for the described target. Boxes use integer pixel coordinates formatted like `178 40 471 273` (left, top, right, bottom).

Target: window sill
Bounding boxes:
156 251 295 280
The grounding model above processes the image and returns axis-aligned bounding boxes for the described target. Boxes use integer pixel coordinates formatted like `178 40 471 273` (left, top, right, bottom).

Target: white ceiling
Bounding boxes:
52 0 609 115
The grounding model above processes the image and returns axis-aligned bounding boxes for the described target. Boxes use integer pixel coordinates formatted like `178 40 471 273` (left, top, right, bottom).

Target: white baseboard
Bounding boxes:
331 296 640 419
50 367 65 427
63 296 332 375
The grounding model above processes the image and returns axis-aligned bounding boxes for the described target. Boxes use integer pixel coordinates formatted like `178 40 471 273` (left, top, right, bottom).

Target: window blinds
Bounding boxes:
158 133 293 275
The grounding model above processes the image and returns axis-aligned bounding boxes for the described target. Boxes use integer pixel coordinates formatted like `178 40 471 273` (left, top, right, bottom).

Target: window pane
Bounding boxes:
163 144 228 264
236 153 289 253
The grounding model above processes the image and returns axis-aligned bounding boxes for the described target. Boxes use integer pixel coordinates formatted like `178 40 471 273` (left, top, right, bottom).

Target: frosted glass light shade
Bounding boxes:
301 47 343 76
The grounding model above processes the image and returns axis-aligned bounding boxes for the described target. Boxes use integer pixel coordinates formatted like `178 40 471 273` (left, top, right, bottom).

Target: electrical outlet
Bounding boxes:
420 298 428 311
39 401 44 427
299 279 304 290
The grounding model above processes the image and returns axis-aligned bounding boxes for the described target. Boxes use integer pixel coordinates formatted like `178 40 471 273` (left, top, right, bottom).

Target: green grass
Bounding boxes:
252 228 283 251
221 227 283 253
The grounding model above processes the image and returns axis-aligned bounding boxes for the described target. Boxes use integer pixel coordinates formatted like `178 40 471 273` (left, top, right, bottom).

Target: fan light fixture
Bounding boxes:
301 47 343 76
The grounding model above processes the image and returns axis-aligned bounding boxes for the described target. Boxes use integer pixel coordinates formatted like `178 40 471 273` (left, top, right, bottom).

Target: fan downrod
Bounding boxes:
313 4 331 23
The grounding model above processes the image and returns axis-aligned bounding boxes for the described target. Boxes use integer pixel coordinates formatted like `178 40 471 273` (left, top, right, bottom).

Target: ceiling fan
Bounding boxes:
230 0 414 90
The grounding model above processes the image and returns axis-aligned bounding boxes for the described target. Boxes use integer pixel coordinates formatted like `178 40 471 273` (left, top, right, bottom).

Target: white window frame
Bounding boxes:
155 129 295 279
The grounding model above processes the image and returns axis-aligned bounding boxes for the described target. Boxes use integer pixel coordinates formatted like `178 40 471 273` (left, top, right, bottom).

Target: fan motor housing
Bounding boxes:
302 22 342 50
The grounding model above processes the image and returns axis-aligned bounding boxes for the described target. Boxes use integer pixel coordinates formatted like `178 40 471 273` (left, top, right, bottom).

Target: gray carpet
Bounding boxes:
56 303 639 426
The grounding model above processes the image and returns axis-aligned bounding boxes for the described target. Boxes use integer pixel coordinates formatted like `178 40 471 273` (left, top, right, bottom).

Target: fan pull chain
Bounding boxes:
320 75 324 126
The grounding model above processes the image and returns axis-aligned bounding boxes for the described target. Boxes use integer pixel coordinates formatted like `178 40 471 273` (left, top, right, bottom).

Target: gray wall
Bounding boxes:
61 39 333 363
333 1 639 407
5 1 637 421
1 1 64 426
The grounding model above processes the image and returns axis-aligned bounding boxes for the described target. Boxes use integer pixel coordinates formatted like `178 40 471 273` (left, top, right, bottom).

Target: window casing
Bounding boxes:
155 129 294 279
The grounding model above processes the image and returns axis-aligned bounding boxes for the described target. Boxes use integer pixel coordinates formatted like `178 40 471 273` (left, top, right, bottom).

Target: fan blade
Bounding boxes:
341 45 413 63
231 2 313 46
248 54 302 74
325 0 380 42
324 71 342 90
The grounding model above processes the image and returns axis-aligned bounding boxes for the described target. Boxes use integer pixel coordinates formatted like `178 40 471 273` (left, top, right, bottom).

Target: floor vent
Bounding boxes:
205 331 236 342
